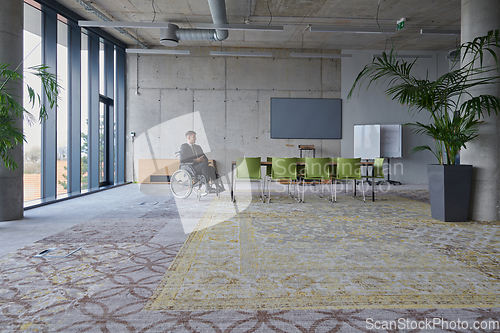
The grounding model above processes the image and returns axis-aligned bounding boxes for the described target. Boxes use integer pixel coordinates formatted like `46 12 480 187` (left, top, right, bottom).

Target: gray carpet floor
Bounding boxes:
0 184 499 332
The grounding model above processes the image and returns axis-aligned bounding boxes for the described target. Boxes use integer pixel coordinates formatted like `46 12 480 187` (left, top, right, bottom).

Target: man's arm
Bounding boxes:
194 144 207 162
179 143 196 163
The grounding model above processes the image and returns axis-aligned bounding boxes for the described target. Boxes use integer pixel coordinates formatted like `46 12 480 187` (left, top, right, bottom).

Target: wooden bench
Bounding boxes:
138 159 217 184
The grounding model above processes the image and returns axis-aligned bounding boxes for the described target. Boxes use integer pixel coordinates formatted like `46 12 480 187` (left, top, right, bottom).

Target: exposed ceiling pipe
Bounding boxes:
72 0 148 48
163 0 229 46
206 0 229 41
247 0 253 23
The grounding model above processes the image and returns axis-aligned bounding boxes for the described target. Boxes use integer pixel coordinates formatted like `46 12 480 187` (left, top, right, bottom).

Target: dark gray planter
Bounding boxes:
427 164 473 222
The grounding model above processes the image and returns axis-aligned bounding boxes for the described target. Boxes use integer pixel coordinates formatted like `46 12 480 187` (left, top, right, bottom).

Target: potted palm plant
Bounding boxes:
348 30 500 222
0 62 59 170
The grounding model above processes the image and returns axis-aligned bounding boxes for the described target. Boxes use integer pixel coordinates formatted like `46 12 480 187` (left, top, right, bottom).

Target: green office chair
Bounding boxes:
330 157 338 179
301 157 332 202
262 157 273 199
372 157 385 181
329 157 338 201
333 157 365 202
268 157 298 203
295 157 306 181
366 157 386 198
233 157 264 202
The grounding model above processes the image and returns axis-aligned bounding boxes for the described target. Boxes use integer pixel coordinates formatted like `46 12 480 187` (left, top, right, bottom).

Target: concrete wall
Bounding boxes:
126 48 342 184
341 50 451 184
126 47 453 185
460 0 500 221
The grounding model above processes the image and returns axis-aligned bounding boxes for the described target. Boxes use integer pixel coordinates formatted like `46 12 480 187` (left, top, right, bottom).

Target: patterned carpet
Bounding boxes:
1 189 500 332
147 195 500 311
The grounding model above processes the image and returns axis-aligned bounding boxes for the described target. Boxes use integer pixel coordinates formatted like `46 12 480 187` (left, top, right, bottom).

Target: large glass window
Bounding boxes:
22 0 125 205
81 31 89 190
98 96 114 186
23 2 42 202
113 48 117 184
99 100 106 184
56 19 69 197
99 40 105 95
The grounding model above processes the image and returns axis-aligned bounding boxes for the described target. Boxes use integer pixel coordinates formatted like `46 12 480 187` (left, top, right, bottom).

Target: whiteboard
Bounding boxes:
380 124 402 158
353 124 380 159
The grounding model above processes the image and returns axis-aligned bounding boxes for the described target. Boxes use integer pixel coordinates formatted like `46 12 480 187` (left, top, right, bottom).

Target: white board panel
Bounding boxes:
353 124 380 159
380 124 402 158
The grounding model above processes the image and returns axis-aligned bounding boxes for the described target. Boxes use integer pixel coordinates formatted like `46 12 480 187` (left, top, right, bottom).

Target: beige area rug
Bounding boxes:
146 194 500 311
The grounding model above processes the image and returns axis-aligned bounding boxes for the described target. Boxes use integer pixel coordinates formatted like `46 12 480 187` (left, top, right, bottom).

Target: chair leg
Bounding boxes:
259 179 263 201
232 179 236 202
259 179 265 203
362 179 366 202
295 180 298 200
302 178 306 202
330 179 334 202
262 176 267 200
295 180 301 202
334 179 337 202
302 178 305 202
268 178 271 203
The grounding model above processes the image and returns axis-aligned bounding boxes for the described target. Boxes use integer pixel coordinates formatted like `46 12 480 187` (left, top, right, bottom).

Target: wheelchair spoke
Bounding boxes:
170 169 193 199
193 175 209 197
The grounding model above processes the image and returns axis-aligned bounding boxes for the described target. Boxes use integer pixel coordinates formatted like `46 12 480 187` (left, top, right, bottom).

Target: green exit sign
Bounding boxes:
397 18 406 31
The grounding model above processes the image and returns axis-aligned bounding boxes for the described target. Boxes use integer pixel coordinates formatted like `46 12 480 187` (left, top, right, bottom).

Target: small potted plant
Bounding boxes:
348 30 500 221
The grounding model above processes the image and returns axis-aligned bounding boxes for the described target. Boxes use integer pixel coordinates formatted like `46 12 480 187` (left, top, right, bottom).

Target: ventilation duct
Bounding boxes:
174 0 229 43
160 24 179 46
75 0 229 45
205 0 229 41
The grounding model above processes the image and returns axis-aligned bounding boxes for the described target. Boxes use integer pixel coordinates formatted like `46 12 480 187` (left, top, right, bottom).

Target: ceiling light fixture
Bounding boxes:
78 21 284 32
126 49 190 55
79 21 172 28
372 54 433 59
420 29 461 35
196 23 284 31
290 53 352 58
310 26 396 34
210 51 273 57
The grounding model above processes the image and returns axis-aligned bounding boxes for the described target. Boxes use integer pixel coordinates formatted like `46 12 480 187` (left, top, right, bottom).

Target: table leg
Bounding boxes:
372 165 375 202
231 163 235 202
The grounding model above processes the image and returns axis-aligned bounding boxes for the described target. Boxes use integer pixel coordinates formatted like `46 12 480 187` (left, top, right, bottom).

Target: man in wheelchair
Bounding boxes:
179 130 225 193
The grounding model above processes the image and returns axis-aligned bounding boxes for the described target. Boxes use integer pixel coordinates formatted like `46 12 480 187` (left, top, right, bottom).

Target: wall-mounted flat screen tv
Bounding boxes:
270 98 342 139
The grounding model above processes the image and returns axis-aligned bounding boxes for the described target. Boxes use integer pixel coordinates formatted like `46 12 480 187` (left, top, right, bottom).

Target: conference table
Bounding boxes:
230 160 376 202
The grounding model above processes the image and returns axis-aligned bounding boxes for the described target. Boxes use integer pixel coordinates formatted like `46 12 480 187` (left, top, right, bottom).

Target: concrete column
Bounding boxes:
0 0 24 221
461 0 500 221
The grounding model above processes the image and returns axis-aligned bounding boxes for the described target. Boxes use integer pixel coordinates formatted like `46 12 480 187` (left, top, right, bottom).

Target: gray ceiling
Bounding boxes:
54 0 462 52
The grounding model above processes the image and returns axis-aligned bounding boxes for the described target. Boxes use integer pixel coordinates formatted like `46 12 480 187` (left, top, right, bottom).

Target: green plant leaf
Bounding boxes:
0 62 60 170
348 30 500 165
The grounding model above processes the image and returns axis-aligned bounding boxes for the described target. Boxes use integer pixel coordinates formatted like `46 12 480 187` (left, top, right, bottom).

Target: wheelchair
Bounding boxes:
170 163 219 200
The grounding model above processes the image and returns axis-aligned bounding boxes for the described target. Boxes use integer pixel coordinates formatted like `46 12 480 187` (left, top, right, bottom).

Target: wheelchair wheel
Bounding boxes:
170 169 193 199
192 175 209 198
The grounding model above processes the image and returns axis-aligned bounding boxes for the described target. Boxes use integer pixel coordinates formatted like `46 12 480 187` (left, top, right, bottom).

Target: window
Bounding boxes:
23 2 42 202
56 20 69 197
22 0 126 206
81 31 89 190
99 40 105 95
